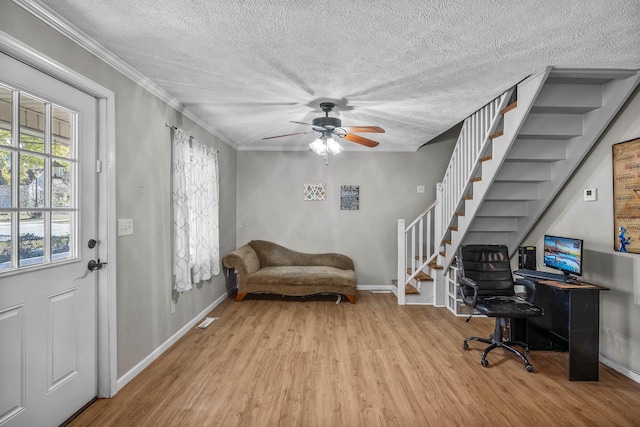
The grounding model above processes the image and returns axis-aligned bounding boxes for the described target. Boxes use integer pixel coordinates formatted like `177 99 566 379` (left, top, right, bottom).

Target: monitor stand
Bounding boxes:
564 273 581 285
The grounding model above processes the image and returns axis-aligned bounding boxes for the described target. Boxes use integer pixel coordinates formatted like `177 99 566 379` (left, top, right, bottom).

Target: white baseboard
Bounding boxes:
116 291 230 392
600 355 640 384
357 284 393 292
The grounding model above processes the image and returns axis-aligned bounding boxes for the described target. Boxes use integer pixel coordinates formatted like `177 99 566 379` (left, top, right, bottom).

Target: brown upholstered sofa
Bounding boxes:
222 240 357 303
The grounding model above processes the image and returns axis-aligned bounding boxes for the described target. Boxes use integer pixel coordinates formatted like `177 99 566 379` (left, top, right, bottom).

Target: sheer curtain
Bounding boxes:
172 128 220 292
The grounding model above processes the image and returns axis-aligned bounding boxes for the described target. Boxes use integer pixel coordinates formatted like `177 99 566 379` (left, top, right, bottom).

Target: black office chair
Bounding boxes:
457 244 543 372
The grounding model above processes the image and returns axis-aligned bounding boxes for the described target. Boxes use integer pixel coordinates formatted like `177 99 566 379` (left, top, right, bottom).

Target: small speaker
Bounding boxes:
518 246 536 269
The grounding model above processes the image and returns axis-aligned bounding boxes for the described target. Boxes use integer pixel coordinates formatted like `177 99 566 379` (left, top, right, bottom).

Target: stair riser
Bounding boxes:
477 200 528 217
531 84 602 113
486 182 539 200
520 113 583 139
494 162 552 182
464 231 510 245
507 138 567 162
469 217 517 232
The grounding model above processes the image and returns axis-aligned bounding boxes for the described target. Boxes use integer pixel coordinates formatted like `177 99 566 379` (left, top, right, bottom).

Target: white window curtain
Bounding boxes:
172 127 220 292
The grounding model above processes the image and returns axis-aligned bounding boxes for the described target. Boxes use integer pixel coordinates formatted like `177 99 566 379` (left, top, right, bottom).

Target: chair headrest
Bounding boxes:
458 244 514 294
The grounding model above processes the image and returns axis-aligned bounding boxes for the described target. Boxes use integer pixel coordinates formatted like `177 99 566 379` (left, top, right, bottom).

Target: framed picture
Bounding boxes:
612 137 640 253
303 183 326 201
340 185 359 210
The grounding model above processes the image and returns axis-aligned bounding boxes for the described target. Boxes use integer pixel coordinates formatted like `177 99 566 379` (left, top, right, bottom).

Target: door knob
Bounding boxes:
88 259 107 272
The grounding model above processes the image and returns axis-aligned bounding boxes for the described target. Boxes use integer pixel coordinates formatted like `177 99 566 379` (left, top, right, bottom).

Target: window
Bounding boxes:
0 83 77 272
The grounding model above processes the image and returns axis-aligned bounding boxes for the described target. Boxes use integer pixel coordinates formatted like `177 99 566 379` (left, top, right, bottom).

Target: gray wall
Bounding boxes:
524 85 640 375
236 127 458 287
1 2 238 378
9 0 636 385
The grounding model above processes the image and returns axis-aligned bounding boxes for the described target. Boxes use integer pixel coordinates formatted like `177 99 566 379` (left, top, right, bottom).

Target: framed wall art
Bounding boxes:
303 183 326 201
340 185 359 210
612 137 640 253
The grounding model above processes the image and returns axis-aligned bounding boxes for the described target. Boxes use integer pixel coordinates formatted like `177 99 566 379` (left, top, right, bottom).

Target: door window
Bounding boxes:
0 83 77 272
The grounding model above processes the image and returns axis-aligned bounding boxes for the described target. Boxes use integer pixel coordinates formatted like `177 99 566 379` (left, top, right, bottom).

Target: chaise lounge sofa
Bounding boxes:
222 240 357 303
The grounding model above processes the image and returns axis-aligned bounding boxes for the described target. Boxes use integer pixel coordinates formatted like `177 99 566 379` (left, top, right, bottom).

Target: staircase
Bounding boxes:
395 67 640 306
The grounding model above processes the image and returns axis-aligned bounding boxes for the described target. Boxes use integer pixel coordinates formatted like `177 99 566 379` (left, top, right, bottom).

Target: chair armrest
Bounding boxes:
222 245 260 289
458 276 478 307
515 278 537 303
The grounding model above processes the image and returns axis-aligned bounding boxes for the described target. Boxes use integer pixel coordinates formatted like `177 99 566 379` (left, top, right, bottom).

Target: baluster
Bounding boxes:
418 218 424 271
397 219 406 305
426 210 432 259
411 225 416 276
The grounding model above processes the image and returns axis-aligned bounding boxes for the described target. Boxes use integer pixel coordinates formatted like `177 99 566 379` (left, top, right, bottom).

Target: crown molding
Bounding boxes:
12 0 238 150
237 144 418 152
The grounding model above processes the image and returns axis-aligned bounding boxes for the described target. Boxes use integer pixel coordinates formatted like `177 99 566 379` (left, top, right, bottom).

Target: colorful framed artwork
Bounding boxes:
303 183 326 201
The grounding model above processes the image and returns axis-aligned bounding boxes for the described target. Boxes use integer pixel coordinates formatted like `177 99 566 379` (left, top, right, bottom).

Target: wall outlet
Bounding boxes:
417 185 425 193
118 218 134 236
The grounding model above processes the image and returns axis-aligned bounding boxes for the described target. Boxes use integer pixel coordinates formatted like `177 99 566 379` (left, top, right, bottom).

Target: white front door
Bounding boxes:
0 52 98 426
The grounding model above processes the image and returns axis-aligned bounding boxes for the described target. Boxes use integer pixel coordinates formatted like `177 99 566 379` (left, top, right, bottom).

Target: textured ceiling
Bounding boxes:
34 0 640 152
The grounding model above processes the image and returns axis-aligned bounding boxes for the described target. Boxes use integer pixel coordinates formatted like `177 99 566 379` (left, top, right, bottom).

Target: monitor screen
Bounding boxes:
543 235 583 276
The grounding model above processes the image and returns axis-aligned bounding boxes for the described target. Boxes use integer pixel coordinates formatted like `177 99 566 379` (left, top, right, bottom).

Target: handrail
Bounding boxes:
405 199 437 231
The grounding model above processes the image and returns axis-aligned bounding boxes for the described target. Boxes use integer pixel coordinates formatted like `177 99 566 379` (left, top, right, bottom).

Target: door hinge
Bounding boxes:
96 159 102 173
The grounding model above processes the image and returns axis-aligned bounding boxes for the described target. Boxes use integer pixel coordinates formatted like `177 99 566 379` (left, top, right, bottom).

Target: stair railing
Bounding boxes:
396 200 437 305
396 85 516 305
438 87 515 244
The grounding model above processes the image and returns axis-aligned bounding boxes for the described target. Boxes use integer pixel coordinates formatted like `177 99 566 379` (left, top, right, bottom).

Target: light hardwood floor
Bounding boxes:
72 291 640 426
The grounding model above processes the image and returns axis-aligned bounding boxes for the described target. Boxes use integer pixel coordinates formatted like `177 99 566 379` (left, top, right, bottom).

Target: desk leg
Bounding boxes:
569 290 600 381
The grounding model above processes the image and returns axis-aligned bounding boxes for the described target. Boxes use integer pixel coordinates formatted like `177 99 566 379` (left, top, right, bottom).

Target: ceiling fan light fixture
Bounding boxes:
326 137 343 155
309 137 327 155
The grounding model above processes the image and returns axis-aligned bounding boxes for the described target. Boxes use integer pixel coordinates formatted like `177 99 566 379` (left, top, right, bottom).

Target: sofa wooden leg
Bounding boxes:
345 294 356 304
236 292 248 302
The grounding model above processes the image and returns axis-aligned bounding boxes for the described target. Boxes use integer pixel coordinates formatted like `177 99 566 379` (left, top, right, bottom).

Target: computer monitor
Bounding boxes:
543 234 583 277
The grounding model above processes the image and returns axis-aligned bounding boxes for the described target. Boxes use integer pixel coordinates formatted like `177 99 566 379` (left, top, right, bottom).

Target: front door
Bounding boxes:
0 52 98 426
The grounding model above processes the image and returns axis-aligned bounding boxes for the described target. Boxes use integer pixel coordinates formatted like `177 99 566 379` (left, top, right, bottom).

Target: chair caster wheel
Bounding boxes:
481 359 489 367
462 342 469 350
526 364 534 372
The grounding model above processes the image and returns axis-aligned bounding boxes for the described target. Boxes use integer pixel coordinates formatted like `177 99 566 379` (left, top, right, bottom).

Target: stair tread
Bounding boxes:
501 102 518 115
406 269 433 281
405 284 420 294
428 261 443 270
489 130 504 139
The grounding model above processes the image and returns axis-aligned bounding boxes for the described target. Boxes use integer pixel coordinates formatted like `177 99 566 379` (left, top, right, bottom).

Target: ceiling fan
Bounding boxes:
263 102 385 155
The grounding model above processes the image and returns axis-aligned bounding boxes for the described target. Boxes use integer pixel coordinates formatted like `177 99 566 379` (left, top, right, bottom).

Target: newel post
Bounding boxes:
397 219 406 305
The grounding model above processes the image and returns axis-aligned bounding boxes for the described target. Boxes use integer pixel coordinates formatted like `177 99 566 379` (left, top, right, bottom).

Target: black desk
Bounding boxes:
511 280 609 381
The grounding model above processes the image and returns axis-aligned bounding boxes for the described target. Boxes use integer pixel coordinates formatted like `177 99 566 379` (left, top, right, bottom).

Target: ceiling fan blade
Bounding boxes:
290 120 314 126
262 131 314 140
342 126 385 133
341 133 380 148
